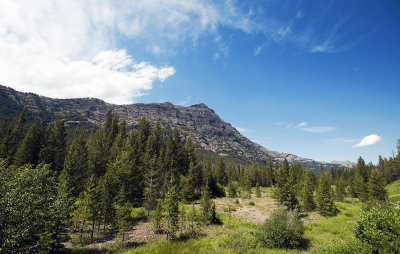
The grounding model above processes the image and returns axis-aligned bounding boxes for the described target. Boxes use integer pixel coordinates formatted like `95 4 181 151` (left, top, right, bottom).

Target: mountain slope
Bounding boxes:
0 84 345 171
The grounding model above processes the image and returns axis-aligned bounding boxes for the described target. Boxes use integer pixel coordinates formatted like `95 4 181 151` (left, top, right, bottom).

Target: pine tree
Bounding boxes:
165 175 180 241
255 182 262 198
0 111 26 162
80 175 103 240
87 129 108 177
14 119 46 166
182 161 202 202
367 168 387 201
299 169 315 212
60 127 88 199
200 183 213 224
353 157 369 202
40 118 67 173
335 176 346 202
184 136 196 166
266 157 274 187
144 156 159 215
153 199 163 233
274 159 298 210
215 157 228 186
316 169 337 216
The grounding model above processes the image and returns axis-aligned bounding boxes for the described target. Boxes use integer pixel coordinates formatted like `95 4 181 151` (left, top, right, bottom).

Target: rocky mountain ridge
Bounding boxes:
0 84 347 171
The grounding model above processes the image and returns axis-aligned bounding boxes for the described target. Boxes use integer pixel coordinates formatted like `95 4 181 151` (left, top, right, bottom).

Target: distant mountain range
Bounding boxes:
0 84 350 172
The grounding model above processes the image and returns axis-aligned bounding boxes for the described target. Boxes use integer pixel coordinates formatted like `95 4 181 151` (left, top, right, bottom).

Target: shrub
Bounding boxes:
257 208 307 249
355 204 400 254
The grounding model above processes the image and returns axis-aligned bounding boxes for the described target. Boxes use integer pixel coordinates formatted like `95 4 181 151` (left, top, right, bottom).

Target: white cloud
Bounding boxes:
179 95 192 106
236 127 249 133
302 126 336 133
353 134 382 148
297 122 308 128
0 0 183 104
325 137 359 144
254 46 262 56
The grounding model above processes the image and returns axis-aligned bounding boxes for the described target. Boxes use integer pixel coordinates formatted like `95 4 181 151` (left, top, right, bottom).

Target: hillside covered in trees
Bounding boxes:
1 111 399 253
0 84 346 172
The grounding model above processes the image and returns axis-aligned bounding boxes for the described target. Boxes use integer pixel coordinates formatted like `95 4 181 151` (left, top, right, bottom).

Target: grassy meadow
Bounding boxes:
66 187 365 254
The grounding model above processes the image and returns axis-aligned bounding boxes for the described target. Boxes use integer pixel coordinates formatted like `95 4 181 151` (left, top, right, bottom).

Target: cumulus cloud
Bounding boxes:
353 134 382 148
0 0 183 104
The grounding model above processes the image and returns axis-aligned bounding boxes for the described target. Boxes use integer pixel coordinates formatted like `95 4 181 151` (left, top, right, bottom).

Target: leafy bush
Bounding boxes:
355 204 400 254
0 163 69 253
257 208 307 249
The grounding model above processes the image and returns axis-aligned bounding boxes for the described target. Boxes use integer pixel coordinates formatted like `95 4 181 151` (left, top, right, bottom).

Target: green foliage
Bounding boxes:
355 204 400 254
299 169 316 211
200 183 213 224
274 159 299 210
310 237 371 254
367 168 387 201
215 157 228 186
0 163 68 253
60 127 88 199
227 181 238 198
336 176 346 202
316 169 338 216
165 175 180 241
257 208 307 249
153 199 163 233
14 118 46 166
255 182 262 198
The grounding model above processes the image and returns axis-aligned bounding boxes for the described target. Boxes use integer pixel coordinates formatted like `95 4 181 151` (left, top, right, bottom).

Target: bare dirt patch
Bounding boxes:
215 192 280 223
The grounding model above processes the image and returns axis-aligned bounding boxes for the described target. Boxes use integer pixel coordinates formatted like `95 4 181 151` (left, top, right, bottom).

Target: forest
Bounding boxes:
0 111 399 253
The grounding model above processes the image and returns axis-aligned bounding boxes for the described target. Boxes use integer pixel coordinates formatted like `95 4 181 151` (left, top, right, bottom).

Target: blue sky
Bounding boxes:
1 0 399 163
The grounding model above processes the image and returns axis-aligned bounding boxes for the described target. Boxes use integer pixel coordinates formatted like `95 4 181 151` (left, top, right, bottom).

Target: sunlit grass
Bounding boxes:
386 179 400 203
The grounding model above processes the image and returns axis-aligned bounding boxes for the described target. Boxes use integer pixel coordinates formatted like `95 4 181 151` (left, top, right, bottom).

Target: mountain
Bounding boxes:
0 84 344 172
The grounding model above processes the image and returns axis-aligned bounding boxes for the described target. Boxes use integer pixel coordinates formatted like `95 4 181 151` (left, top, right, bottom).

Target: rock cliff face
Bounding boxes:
0 84 344 170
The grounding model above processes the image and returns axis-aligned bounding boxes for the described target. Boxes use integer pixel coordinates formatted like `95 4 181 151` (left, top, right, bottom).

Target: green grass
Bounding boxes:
67 193 363 254
386 179 400 203
305 199 361 247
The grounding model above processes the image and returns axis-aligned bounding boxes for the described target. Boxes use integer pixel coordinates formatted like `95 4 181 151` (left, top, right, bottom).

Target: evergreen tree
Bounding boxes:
153 199 163 233
335 175 346 202
266 157 274 187
275 159 298 210
316 169 337 216
81 175 103 240
164 175 180 241
87 129 108 177
215 157 228 186
109 120 127 163
182 161 202 202
299 169 315 212
200 183 213 224
0 111 26 162
353 157 369 202
227 181 238 198
40 118 67 173
367 168 387 201
144 156 159 215
184 136 196 165
255 182 262 198
14 119 46 166
60 127 88 199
